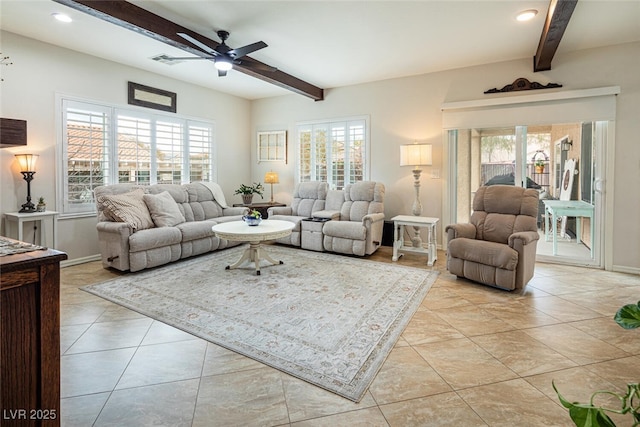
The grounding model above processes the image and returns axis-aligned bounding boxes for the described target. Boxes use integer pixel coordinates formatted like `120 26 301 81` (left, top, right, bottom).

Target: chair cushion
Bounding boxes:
129 227 182 252
448 238 518 270
176 220 219 242
323 221 366 241
143 191 186 227
98 188 154 230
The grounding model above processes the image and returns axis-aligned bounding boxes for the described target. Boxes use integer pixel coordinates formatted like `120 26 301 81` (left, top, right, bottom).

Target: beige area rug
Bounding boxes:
82 245 438 402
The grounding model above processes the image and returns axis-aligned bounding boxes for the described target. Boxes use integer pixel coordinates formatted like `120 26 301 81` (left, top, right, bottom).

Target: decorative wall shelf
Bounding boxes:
484 77 562 94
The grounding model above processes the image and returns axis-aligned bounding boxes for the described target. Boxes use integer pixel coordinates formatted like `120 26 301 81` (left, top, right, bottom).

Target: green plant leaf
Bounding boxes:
568 406 617 427
553 381 618 427
614 301 640 329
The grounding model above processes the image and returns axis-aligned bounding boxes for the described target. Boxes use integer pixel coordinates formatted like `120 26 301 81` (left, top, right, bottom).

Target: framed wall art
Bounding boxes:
257 130 287 163
128 81 177 113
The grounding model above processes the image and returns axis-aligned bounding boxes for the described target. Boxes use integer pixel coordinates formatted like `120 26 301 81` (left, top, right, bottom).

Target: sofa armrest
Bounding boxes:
509 231 540 291
362 212 385 226
313 210 341 220
97 221 133 235
268 206 293 216
222 206 249 216
445 223 476 240
363 213 385 248
96 221 133 271
508 231 539 248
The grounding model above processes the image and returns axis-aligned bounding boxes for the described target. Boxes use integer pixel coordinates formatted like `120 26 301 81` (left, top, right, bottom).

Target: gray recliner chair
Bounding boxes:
267 181 329 246
445 185 539 291
322 181 385 256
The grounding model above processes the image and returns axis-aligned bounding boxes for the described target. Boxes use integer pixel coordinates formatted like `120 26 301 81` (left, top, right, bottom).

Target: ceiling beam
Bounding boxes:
52 0 324 101
534 0 578 72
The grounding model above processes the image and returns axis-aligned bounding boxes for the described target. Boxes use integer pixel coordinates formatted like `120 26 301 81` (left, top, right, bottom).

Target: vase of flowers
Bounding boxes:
242 209 262 226
234 182 264 205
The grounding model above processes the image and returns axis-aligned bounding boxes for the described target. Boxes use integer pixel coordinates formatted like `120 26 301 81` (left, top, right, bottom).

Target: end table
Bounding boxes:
391 215 439 266
4 210 59 249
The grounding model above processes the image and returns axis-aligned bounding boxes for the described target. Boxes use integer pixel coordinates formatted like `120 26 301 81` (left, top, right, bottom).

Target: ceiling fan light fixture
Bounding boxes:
516 9 538 22
214 59 233 71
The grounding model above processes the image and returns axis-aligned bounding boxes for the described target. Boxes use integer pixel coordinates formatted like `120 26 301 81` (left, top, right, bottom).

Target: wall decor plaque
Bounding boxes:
128 81 177 112
484 77 562 94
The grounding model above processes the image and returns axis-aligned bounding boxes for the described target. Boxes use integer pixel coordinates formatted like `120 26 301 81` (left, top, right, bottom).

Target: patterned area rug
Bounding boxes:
82 245 437 402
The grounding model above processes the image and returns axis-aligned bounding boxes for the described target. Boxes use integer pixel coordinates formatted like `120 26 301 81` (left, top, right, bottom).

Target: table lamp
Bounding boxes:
264 171 279 204
400 143 432 248
15 153 39 213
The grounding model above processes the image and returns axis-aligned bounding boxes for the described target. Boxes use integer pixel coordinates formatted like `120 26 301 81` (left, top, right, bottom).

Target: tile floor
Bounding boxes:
59 246 640 426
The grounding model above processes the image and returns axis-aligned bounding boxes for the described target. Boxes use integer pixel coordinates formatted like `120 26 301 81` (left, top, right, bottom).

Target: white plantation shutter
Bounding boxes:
155 119 183 184
58 97 215 216
188 123 214 182
116 114 152 184
63 100 111 214
296 117 368 189
348 122 365 183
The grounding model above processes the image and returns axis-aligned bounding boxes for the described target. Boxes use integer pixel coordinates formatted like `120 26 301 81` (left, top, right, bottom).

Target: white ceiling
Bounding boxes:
2 1 639 100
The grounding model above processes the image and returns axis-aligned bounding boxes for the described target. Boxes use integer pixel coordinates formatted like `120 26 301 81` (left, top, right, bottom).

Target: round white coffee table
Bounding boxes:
211 219 295 275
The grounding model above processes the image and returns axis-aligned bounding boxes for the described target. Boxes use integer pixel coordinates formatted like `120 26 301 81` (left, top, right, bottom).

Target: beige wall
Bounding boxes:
251 42 640 273
2 29 638 273
0 31 252 262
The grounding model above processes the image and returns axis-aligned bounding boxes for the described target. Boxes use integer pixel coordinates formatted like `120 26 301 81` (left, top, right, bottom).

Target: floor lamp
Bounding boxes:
264 171 279 204
400 143 432 247
15 153 39 213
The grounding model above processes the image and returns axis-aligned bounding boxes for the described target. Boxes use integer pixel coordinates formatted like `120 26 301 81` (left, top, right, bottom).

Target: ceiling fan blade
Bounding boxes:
228 41 267 59
177 32 220 56
163 56 217 61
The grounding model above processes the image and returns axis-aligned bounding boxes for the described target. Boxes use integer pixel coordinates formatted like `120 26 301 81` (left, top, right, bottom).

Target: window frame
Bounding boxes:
56 94 216 218
295 115 370 189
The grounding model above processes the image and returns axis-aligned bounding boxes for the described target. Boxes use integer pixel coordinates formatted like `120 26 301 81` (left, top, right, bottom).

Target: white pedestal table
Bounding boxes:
211 219 295 275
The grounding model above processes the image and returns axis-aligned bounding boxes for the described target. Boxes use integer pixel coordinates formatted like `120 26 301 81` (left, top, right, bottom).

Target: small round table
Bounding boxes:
211 219 295 275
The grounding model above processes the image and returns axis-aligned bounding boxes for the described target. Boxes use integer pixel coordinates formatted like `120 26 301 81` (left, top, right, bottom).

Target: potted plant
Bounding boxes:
535 159 545 173
36 196 46 212
234 182 264 205
242 209 262 226
554 301 640 426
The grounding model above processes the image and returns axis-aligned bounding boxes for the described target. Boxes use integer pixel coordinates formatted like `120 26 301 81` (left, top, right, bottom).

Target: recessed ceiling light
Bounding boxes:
52 13 73 23
516 9 538 21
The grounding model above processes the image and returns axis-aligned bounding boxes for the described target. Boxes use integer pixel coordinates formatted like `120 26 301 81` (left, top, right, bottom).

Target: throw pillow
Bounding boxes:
143 191 186 227
98 189 154 230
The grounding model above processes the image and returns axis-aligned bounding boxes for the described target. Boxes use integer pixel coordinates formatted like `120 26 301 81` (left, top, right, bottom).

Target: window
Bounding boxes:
296 117 368 189
58 97 215 216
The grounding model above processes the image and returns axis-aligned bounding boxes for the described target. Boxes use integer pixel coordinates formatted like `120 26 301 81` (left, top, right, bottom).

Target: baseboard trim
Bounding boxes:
611 264 640 275
61 254 101 268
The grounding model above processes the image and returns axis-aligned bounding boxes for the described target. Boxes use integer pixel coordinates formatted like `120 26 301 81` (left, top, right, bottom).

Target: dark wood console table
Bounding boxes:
233 202 286 219
1 241 67 426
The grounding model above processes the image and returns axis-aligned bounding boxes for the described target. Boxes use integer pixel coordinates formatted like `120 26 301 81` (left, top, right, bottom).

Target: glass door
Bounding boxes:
447 122 605 267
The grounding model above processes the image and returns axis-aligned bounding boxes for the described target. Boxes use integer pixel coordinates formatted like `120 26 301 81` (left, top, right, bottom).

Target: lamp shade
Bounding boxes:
264 171 279 184
15 153 38 172
400 144 432 167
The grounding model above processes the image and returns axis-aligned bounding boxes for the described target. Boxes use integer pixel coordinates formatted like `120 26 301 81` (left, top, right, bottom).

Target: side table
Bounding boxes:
391 215 439 266
232 202 286 219
4 210 59 249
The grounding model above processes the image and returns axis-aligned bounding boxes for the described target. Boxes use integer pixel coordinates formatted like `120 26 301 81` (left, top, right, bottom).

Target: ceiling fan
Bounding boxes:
164 30 277 77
